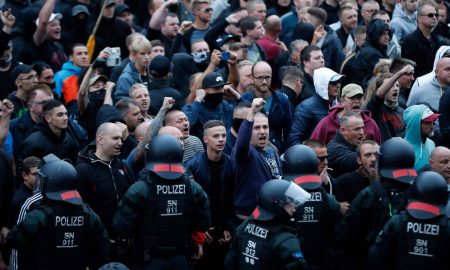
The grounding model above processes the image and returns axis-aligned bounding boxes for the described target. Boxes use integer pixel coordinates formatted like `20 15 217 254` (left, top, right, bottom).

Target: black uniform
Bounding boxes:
368 212 450 269
112 170 210 269
225 218 308 270
7 202 110 270
292 185 342 269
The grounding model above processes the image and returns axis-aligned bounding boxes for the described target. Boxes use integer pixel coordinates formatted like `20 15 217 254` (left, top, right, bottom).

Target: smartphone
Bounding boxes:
222 51 230 61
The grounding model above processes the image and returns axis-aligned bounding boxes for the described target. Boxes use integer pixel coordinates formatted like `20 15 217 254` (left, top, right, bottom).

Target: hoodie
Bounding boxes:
310 104 382 145
407 45 450 111
115 62 150 101
287 68 342 146
403 104 436 171
391 3 417 45
53 61 81 99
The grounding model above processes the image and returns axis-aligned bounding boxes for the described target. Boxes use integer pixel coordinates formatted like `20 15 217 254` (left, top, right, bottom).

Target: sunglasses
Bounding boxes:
317 155 328 162
422 13 438 18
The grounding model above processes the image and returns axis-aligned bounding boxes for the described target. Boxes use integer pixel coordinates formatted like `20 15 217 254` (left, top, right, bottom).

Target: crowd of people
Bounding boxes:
0 0 450 269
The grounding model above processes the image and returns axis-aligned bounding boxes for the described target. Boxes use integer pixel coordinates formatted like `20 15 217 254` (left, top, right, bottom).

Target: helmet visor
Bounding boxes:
278 182 311 208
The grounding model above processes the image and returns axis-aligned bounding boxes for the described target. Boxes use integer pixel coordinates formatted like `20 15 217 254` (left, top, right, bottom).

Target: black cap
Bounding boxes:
115 4 131 16
149 55 171 77
72 4 90 16
12 64 36 81
202 72 230 89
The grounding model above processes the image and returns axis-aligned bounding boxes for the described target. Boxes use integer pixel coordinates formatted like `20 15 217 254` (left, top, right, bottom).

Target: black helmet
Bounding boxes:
407 171 448 219
98 262 129 270
251 179 310 221
38 155 82 205
283 145 321 190
378 137 416 183
145 134 186 180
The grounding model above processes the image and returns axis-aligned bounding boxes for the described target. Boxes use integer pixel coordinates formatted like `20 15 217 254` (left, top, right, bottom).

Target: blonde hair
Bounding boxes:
130 37 152 53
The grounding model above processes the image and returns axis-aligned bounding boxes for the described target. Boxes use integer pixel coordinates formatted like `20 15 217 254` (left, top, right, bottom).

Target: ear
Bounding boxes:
44 113 51 123
203 135 208 144
22 171 27 180
357 156 362 165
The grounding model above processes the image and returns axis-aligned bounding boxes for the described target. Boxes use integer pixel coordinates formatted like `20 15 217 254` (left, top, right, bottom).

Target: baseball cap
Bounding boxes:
12 64 36 81
149 55 171 77
115 4 131 16
329 73 345 82
102 0 116 6
72 5 90 17
89 75 108 86
36 13 62 26
421 107 440 122
341 83 364 98
202 72 230 89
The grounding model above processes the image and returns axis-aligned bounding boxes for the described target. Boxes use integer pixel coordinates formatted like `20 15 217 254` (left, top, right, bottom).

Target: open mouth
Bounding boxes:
352 105 360 111
182 127 189 134
258 135 267 143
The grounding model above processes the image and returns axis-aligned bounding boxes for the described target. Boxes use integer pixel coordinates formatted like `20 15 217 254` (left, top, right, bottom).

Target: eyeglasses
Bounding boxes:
317 155 328 162
19 75 37 81
422 13 438 18
254 76 272 82
329 80 341 86
201 7 213 13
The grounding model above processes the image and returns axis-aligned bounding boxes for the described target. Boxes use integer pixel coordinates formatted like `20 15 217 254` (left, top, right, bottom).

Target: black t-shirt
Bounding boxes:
0 61 17 100
335 170 371 203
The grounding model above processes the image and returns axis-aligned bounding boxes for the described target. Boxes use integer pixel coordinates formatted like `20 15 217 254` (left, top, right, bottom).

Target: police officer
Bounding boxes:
112 134 210 270
6 156 110 270
225 179 310 270
368 171 450 269
335 137 417 270
283 144 342 270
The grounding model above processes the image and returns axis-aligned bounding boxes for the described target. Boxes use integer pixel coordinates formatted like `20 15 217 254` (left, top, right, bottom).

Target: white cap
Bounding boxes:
36 13 62 26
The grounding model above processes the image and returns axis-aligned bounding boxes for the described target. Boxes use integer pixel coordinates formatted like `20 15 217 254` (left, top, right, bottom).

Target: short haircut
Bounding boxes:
163 12 178 24
303 139 326 149
129 83 148 97
389 58 417 73
22 156 42 173
115 98 139 116
233 101 252 117
130 37 152 53
338 6 356 18
247 0 265 12
371 10 389 19
418 0 436 14
192 0 210 9
125 32 145 47
306 7 328 25
290 39 308 55
150 39 164 48
26 84 53 102
340 112 362 128
240 16 259 37
204 120 225 131
283 66 304 84
43 99 63 114
251 60 271 75
301 45 321 64
362 0 379 9
163 109 183 125
238 59 253 70
70 43 87 56
354 25 367 36
356 140 378 157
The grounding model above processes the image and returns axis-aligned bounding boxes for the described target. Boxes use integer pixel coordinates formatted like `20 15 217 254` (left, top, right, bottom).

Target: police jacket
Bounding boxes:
76 144 133 234
112 170 210 257
185 152 234 230
368 213 450 270
7 201 110 270
335 179 411 269
292 187 342 268
225 218 308 270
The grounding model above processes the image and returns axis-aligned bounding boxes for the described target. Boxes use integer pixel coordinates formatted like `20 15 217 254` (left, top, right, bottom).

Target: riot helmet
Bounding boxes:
98 262 129 270
38 154 82 205
282 144 321 190
251 179 310 221
407 171 448 219
378 137 416 183
145 134 186 180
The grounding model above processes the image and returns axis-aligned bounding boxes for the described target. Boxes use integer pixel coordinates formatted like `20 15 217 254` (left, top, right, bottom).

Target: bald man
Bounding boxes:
408 57 450 111
76 122 133 234
429 146 450 182
256 15 287 62
134 120 153 143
